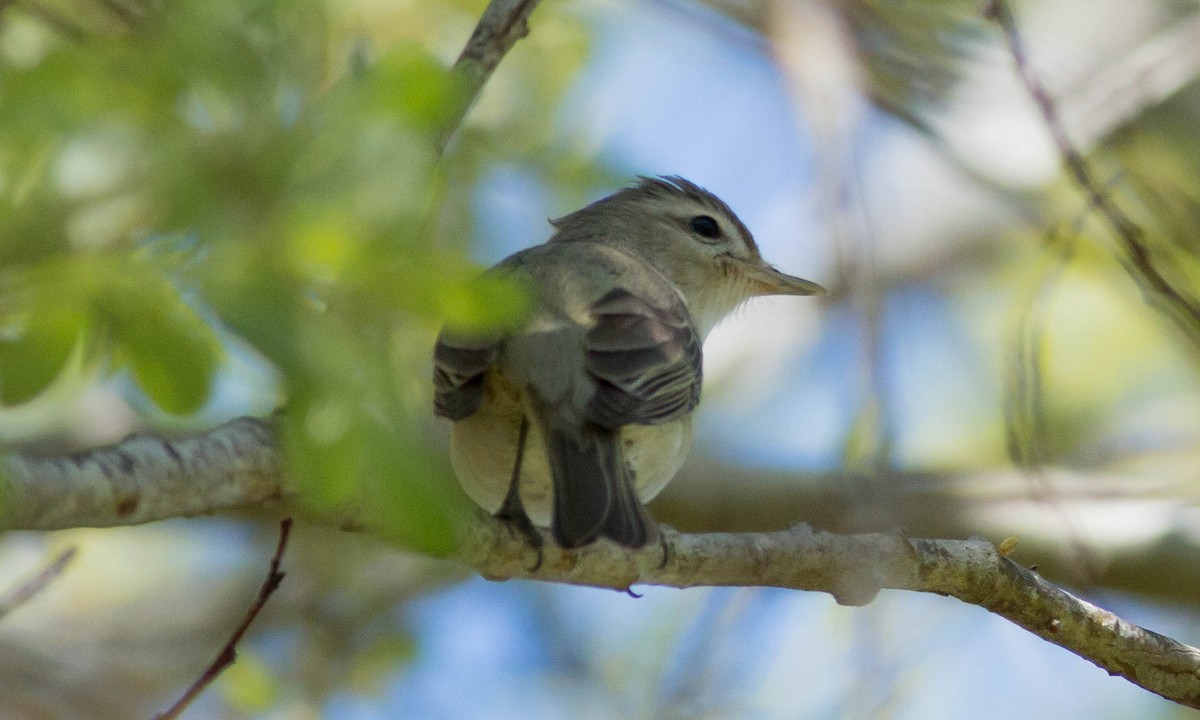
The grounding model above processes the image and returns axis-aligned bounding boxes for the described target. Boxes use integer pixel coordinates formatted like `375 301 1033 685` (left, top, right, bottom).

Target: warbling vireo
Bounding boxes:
434 176 823 549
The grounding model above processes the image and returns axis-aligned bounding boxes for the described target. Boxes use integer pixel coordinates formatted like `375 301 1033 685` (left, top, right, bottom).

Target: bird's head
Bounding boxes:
550 176 824 335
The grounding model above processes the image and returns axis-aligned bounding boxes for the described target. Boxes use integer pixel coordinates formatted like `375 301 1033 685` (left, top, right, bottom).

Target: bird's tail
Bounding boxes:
540 417 654 549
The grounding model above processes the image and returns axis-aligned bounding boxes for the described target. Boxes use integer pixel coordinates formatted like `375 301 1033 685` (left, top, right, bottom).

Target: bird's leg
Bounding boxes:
495 416 544 568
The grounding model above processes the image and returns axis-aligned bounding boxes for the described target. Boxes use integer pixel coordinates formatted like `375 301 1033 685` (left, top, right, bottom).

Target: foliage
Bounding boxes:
0 0 564 553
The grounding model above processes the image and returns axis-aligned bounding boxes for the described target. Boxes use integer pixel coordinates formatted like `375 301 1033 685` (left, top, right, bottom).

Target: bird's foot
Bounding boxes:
656 526 673 570
495 506 545 572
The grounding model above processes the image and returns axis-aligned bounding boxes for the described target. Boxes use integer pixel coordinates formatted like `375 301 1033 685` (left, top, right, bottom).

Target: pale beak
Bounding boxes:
728 257 826 297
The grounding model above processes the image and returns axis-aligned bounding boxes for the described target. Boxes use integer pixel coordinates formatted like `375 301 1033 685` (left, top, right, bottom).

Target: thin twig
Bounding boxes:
986 0 1200 346
0 546 77 620
154 518 293 720
438 0 543 149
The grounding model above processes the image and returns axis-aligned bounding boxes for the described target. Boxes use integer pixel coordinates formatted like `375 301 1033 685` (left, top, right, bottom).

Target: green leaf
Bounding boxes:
282 393 364 511
360 430 461 557
204 244 305 375
356 251 530 332
284 390 464 556
354 44 472 137
433 268 530 333
0 301 86 405
96 264 222 414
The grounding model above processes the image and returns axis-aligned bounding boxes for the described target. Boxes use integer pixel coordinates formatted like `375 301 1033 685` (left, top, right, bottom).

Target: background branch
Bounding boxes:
656 458 1200 604
987 0 1200 346
0 546 76 620
154 518 292 720
440 0 544 148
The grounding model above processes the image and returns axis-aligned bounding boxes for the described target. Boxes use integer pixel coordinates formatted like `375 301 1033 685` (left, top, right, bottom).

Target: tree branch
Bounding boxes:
0 416 283 530
464 517 1200 710
986 0 1200 347
439 0 544 149
3 417 1200 707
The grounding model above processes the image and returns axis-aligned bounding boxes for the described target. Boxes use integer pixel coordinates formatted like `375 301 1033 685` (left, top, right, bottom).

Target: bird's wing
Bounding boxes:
432 330 497 421
542 285 699 547
581 287 702 428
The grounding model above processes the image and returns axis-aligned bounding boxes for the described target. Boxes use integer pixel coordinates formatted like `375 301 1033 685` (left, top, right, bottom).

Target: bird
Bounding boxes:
433 176 823 550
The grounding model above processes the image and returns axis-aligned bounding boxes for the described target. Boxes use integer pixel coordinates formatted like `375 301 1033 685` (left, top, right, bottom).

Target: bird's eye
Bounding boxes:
689 215 721 240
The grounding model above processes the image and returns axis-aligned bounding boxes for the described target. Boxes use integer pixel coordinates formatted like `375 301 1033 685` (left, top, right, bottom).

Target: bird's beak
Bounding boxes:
728 257 826 297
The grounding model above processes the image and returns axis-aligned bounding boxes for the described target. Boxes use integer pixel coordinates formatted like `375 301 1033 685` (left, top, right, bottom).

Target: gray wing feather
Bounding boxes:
433 332 497 421
583 288 701 428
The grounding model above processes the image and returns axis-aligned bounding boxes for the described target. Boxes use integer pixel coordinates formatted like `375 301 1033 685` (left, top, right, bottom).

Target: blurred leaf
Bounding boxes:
354 252 530 333
220 649 280 713
0 299 86 405
361 430 461 557
99 267 221 415
284 391 464 557
202 243 304 375
434 270 529 332
0 256 221 412
283 393 363 511
356 44 472 137
0 148 72 265
840 401 886 470
845 0 987 129
349 635 417 694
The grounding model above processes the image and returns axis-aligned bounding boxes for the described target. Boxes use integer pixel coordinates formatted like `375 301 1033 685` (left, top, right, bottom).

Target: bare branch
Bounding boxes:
0 416 283 530
3 417 1200 706
154 518 292 720
439 0 543 148
6 416 1199 604
0 546 77 620
464 517 1200 710
986 0 1200 347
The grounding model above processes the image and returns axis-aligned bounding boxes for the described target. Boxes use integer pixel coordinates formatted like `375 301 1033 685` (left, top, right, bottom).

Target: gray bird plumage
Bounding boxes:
434 176 823 549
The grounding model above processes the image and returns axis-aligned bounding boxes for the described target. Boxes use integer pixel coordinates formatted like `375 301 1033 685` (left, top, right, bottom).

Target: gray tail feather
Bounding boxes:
543 421 653 549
